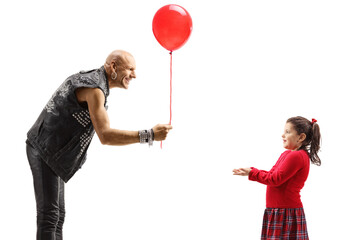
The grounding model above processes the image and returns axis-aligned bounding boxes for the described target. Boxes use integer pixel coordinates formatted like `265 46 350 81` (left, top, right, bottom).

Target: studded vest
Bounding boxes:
26 66 109 182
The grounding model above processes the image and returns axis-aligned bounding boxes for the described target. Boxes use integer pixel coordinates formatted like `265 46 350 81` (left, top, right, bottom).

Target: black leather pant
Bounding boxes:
26 143 65 240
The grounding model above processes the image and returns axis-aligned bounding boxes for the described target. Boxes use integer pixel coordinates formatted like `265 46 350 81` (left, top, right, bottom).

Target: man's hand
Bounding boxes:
233 168 252 176
153 124 173 141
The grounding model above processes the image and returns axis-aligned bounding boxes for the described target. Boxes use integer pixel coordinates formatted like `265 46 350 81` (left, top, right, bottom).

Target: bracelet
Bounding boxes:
148 129 154 146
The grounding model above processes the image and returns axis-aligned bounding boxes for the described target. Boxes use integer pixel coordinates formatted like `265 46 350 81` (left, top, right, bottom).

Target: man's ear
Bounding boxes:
111 62 117 72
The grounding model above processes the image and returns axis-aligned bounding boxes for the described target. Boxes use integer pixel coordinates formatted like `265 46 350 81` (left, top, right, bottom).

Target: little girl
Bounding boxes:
233 116 321 240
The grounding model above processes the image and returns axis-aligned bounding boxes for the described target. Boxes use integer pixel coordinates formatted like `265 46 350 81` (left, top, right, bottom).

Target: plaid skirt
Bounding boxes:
261 208 309 240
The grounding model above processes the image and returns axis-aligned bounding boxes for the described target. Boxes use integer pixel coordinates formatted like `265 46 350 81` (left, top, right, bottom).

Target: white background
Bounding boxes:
1 0 359 239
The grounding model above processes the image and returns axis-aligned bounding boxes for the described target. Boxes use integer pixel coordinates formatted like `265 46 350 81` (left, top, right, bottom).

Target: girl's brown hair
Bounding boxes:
287 116 322 166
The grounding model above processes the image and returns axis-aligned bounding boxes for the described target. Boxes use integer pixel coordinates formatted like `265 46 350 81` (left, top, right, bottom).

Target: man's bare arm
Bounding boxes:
76 88 172 146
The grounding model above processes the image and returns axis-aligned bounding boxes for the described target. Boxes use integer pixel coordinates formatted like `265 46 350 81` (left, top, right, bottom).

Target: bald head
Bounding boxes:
105 50 134 69
104 50 136 89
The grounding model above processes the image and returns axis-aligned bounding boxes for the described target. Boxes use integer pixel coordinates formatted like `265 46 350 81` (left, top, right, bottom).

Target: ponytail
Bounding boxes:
310 122 321 166
287 116 322 166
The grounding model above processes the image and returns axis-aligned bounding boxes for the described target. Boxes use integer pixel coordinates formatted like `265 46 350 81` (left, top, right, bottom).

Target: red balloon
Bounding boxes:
152 4 193 51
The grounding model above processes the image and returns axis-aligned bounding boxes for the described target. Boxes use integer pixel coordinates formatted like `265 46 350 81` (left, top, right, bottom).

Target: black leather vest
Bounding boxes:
27 66 109 182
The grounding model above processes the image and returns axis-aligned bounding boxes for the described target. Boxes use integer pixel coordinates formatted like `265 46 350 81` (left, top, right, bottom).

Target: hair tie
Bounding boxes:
311 118 317 125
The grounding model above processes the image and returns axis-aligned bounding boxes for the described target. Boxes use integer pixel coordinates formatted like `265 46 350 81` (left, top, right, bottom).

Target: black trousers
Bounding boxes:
26 143 65 240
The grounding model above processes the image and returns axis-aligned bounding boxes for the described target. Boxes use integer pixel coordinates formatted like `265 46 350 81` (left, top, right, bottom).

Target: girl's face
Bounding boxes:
282 122 305 151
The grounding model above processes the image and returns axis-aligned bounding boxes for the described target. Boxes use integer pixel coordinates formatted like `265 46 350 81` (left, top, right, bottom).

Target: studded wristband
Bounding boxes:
139 130 148 144
139 129 155 147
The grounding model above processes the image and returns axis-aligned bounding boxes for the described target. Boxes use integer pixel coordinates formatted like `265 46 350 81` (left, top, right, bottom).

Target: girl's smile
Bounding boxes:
282 122 305 151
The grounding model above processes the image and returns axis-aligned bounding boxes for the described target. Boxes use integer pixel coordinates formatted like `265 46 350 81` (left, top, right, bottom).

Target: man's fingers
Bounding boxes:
152 124 173 141
162 124 172 130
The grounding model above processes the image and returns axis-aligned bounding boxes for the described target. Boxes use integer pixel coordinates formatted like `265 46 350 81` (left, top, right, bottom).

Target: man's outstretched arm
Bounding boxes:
76 87 172 146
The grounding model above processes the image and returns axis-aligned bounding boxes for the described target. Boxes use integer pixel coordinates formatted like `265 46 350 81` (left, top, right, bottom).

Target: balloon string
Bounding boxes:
169 51 173 125
161 51 173 149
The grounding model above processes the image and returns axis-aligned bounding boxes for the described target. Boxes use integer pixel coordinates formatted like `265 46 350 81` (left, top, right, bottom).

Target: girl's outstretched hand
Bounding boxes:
233 168 252 176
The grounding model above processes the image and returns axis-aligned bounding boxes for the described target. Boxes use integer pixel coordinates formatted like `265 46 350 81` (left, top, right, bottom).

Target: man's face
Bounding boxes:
117 55 136 89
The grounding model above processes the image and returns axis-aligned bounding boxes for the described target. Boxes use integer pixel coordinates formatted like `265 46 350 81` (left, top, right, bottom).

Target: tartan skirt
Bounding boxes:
261 208 309 240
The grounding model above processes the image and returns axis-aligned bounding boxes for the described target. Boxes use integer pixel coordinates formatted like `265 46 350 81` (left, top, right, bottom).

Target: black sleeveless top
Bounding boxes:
27 66 109 182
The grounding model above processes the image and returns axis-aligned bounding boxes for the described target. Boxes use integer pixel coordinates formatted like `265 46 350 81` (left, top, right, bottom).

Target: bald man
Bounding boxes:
26 50 172 240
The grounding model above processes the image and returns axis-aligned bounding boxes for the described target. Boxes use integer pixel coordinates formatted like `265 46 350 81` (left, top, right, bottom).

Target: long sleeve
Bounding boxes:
248 151 305 187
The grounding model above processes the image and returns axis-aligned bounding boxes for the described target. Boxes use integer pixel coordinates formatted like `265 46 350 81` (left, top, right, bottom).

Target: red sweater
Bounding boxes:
248 150 310 208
